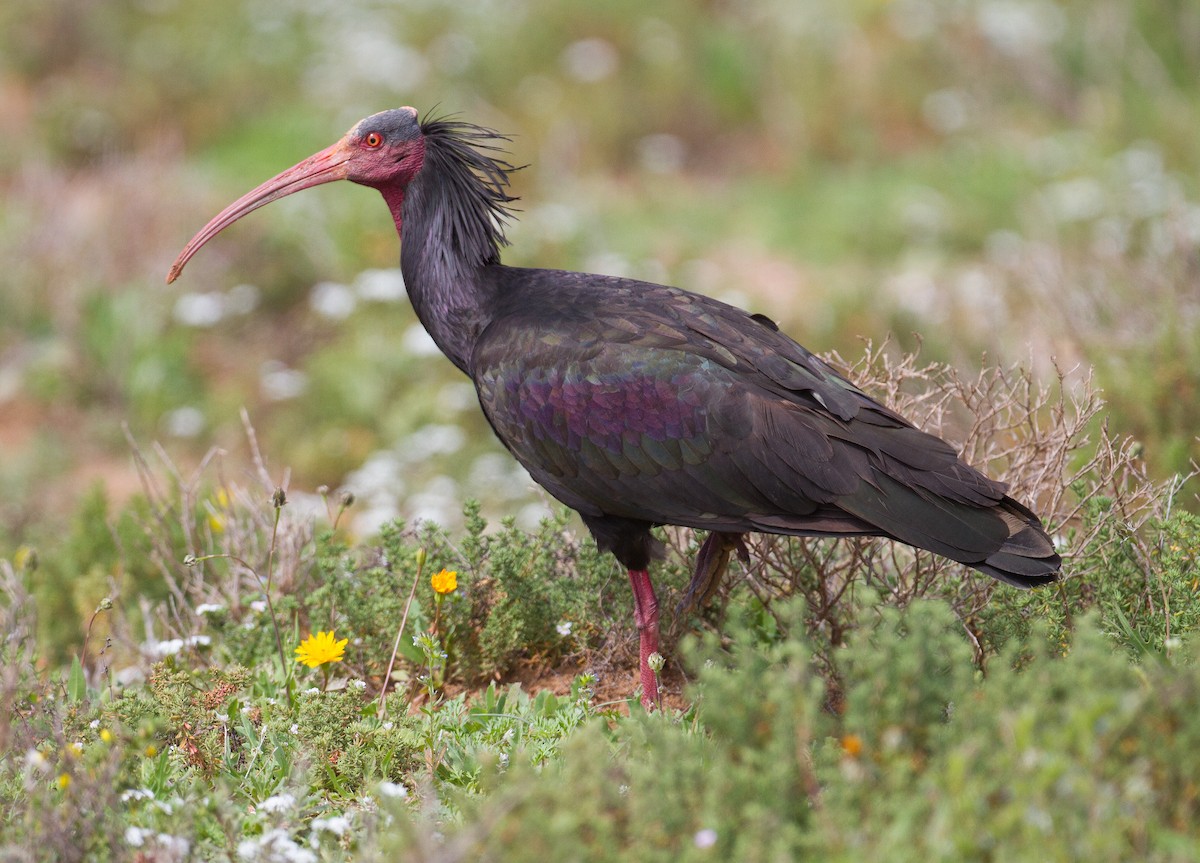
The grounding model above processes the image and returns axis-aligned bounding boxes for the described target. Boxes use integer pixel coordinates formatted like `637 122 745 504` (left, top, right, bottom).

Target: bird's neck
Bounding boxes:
383 126 516 375
380 185 406 231
385 177 494 375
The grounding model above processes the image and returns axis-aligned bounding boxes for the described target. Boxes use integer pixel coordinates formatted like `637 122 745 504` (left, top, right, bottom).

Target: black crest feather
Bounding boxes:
417 114 521 267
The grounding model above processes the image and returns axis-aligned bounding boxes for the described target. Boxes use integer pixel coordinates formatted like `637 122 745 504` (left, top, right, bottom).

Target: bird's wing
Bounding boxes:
474 329 833 527
472 278 1005 542
470 270 1056 581
624 280 1012 508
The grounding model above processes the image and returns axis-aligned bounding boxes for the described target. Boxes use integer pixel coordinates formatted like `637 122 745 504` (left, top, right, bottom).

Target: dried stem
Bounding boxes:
380 550 427 717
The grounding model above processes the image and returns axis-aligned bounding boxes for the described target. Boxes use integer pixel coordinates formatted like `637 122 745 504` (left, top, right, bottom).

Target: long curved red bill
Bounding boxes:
167 139 353 283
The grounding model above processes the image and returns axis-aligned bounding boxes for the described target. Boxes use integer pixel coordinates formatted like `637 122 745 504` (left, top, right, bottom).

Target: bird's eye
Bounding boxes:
364 132 384 148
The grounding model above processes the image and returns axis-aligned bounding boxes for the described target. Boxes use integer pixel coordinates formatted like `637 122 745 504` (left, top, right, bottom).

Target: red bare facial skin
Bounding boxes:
167 109 425 284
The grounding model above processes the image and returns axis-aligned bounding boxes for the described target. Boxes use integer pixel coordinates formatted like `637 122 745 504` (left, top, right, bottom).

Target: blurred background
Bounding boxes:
1 0 1197 559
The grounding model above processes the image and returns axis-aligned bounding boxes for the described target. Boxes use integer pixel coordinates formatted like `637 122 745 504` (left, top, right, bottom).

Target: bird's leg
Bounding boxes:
627 568 661 710
677 531 750 615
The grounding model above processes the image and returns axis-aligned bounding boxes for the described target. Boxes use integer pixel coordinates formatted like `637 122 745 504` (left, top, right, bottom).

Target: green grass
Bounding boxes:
3 483 1199 860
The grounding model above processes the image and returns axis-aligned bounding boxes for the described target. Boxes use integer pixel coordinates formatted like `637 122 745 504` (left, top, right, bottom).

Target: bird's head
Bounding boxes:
167 107 426 283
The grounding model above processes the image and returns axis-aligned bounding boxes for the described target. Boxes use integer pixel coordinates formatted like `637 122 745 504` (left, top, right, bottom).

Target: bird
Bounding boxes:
169 107 1061 709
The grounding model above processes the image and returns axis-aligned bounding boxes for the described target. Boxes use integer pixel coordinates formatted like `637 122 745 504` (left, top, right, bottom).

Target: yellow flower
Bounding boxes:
431 569 458 595
294 630 349 668
14 545 37 572
57 773 71 790
840 734 864 758
207 488 230 534
99 729 114 744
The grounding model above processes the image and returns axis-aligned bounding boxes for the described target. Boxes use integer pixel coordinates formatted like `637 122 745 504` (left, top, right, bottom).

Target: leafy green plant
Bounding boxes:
284 684 422 791
363 600 1200 863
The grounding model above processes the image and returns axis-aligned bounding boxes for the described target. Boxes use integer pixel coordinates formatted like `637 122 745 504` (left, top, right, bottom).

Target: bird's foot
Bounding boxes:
677 532 750 615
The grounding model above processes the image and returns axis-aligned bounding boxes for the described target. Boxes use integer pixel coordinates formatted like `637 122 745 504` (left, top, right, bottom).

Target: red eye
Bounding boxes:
364 132 384 148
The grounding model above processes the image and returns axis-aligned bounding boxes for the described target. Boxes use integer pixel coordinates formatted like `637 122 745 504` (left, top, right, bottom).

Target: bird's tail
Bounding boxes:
832 474 1062 588
968 496 1061 587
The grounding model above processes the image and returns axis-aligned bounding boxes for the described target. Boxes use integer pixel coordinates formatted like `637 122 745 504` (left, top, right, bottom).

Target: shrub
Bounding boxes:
380 600 1200 863
687 342 1191 678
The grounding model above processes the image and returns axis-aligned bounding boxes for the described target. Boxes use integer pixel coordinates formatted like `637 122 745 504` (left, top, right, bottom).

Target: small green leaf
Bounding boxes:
67 656 87 703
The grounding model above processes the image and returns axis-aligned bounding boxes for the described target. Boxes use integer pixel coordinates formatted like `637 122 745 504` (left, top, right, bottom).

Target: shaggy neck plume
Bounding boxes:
402 119 518 271
394 118 520 372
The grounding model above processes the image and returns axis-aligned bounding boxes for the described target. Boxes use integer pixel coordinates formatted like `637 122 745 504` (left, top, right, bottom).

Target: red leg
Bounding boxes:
627 568 661 710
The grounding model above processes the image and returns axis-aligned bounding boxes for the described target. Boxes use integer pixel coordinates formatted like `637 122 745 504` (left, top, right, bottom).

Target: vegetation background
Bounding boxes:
0 0 1198 859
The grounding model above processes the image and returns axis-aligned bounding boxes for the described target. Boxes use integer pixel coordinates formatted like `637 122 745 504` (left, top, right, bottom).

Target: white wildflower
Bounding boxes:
377 781 408 799
174 291 225 328
152 638 184 657
355 268 406 302
556 621 573 637
562 38 619 82
259 361 308 401
309 281 356 320
164 406 205 438
311 815 350 836
196 603 225 615
260 793 296 814
153 833 191 858
237 828 317 863
24 749 48 772
694 828 718 849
